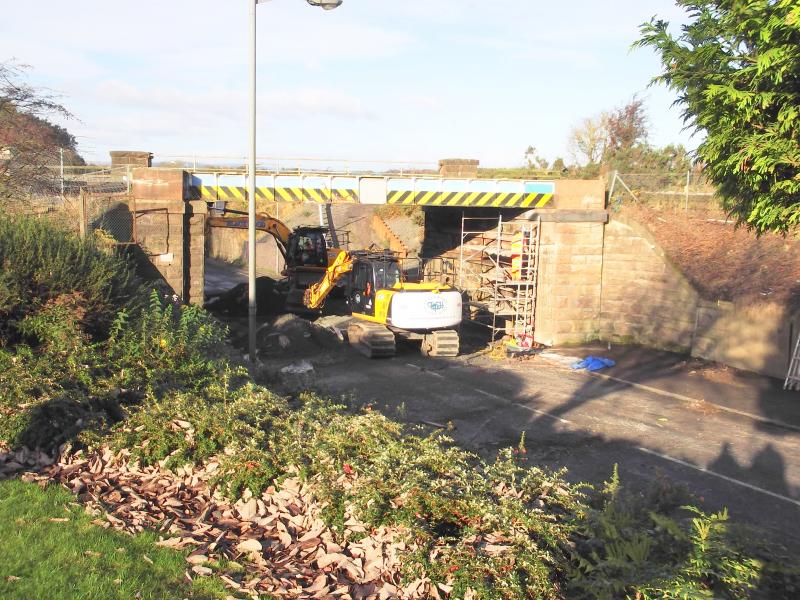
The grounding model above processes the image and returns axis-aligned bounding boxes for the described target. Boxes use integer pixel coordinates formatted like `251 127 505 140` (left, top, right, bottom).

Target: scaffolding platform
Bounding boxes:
458 214 541 344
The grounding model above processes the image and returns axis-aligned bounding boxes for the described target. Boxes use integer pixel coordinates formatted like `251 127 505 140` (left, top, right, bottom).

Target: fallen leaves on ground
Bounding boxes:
0 446 451 599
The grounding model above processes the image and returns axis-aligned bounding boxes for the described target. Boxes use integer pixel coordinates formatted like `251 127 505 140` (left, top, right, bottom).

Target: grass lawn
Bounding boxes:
0 478 230 600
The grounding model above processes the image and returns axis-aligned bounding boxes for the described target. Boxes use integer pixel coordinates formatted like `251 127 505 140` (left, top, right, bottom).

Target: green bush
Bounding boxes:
0 338 120 451
0 215 139 341
568 467 760 598
107 290 230 394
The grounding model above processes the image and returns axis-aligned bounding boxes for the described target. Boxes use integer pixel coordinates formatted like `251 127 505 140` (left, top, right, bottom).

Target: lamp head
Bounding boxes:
306 0 342 9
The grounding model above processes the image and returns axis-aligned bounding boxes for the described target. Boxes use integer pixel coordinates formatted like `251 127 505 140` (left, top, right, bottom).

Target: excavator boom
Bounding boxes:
207 212 292 258
303 249 353 309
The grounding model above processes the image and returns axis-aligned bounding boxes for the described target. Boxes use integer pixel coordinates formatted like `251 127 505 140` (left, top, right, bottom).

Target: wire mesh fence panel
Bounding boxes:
3 195 83 235
1 163 137 242
53 165 131 196
4 166 129 203
84 193 136 244
609 171 723 216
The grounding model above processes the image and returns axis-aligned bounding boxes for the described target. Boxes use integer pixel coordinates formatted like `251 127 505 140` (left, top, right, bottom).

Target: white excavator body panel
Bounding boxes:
388 290 462 330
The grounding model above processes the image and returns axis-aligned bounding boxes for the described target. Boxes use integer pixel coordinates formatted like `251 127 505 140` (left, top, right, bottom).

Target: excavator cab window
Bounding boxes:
289 231 327 268
350 261 374 316
373 261 402 290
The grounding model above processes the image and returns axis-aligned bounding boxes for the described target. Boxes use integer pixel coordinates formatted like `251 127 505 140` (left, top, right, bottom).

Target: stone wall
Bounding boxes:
186 200 206 305
692 301 797 379
371 215 409 257
207 227 247 264
438 159 479 178
599 214 700 351
533 179 606 346
110 150 153 167
206 227 281 275
131 168 205 305
598 212 799 379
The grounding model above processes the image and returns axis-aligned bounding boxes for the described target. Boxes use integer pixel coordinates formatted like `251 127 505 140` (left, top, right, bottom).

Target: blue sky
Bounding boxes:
0 0 694 168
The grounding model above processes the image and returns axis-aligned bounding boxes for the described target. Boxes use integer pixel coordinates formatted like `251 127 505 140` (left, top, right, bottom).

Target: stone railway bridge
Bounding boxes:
124 160 798 381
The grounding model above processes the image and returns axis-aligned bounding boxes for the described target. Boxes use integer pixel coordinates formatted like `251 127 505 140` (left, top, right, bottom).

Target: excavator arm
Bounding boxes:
207 211 292 259
303 250 353 310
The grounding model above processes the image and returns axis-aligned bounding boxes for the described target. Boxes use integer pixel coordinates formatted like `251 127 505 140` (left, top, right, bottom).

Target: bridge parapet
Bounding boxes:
190 171 571 209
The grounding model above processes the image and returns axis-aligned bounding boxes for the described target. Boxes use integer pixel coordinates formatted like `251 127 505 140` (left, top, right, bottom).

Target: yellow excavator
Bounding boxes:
208 210 462 358
304 249 462 358
207 209 338 308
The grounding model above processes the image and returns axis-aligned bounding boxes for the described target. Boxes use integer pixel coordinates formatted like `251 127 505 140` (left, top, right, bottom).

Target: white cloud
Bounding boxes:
1 0 693 166
92 80 370 119
399 94 442 111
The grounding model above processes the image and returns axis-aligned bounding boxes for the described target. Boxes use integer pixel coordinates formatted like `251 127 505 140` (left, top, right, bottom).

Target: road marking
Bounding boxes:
636 446 800 508
405 363 444 378
588 372 800 434
475 389 571 424
540 353 800 433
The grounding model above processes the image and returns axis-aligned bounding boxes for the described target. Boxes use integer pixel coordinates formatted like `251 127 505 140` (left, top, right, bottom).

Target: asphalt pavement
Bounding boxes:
205 259 800 553
301 336 800 553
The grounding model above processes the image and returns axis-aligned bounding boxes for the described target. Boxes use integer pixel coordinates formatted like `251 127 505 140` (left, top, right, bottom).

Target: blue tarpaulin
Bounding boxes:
571 356 616 371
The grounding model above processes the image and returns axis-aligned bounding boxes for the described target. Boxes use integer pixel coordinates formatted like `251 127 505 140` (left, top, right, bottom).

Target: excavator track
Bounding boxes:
347 321 396 358
421 329 460 357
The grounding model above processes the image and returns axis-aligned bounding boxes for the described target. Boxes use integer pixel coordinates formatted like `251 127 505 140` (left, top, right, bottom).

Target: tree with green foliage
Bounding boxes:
636 0 800 234
523 145 549 170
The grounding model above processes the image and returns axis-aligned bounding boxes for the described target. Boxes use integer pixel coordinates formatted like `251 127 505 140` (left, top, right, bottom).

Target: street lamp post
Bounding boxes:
247 0 342 365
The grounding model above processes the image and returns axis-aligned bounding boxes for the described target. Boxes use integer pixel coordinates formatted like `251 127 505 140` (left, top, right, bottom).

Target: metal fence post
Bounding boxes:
608 171 617 207
78 188 86 238
59 148 64 200
685 170 690 213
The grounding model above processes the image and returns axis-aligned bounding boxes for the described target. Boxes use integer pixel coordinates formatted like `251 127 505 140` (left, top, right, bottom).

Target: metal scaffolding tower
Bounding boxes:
458 214 541 345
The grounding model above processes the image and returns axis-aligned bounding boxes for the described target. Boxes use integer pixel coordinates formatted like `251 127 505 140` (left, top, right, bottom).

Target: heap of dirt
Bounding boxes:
625 205 800 309
205 276 285 316
257 313 342 358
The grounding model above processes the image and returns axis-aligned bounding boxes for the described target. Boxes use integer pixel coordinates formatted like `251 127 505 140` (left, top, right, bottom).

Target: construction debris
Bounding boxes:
258 314 342 359
205 276 286 316
280 359 315 375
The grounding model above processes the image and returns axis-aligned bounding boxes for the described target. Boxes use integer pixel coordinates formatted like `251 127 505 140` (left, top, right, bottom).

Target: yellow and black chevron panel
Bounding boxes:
387 190 553 208
198 186 358 203
199 185 245 201
330 189 358 203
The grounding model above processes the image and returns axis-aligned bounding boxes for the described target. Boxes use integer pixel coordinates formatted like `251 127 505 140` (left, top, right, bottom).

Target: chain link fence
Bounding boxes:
83 193 137 243
3 165 136 243
608 170 723 216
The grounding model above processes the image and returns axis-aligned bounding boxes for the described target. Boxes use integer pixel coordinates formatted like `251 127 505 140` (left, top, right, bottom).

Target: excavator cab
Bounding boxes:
286 227 329 270
348 253 403 317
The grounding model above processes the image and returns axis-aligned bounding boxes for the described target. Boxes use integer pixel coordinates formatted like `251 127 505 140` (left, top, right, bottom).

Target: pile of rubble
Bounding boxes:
0 445 453 599
205 276 286 316
257 314 343 359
